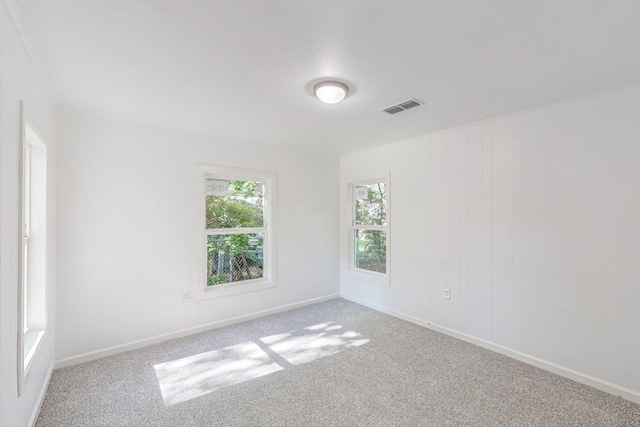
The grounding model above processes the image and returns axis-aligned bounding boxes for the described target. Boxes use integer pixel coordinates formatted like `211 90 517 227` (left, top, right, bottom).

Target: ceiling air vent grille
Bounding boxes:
381 98 424 114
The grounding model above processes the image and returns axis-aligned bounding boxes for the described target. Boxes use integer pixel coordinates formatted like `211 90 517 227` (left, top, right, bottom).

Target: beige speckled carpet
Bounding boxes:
36 299 640 426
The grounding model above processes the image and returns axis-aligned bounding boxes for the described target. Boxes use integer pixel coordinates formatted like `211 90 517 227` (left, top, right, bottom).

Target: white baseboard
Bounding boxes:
341 292 640 405
55 293 339 369
28 361 54 427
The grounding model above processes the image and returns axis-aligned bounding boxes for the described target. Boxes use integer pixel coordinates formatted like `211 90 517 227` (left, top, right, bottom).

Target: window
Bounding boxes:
349 176 389 283
18 119 47 383
200 166 275 298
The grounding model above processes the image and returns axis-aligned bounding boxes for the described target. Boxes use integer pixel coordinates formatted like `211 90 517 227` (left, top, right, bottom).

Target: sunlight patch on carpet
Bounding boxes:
154 322 369 406
154 341 282 406
260 322 369 365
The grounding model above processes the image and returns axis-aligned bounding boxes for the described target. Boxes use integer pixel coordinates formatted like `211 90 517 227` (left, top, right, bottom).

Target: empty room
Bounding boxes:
2 1 640 426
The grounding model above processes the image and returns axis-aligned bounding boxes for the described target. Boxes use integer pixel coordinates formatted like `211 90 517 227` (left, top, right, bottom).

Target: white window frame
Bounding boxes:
347 173 390 286
17 103 48 394
197 165 276 300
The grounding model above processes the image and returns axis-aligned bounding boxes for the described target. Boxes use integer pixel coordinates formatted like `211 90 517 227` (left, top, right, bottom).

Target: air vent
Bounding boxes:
383 106 405 115
381 98 424 115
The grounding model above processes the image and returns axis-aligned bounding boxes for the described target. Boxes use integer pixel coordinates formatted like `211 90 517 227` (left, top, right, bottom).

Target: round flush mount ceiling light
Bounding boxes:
313 81 349 104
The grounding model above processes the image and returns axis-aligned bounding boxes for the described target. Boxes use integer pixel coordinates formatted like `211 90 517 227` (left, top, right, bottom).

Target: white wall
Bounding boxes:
0 1 56 426
56 107 339 361
340 83 640 401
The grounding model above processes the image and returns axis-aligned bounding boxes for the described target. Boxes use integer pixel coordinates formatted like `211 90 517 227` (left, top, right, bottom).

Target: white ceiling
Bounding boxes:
20 1 640 153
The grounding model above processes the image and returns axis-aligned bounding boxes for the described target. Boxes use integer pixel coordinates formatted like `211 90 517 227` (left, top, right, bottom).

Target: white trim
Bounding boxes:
344 268 389 287
54 293 340 369
206 227 265 236
353 224 386 232
17 100 26 396
18 114 49 394
343 172 391 186
197 164 277 299
27 361 54 427
201 279 275 299
198 164 276 182
346 172 390 285
341 293 640 405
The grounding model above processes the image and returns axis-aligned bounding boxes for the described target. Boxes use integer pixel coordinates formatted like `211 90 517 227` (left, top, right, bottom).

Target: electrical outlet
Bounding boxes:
443 289 451 300
182 291 191 302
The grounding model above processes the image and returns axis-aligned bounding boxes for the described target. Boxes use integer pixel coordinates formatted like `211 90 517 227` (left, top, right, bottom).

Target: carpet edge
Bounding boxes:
54 293 340 369
340 292 640 406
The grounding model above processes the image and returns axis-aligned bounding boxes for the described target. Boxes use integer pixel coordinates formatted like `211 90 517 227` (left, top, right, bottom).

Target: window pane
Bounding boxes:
354 230 386 273
207 233 264 286
355 183 386 226
206 180 264 229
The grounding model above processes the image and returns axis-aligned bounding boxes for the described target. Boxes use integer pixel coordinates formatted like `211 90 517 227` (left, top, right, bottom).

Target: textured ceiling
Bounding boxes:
20 0 640 153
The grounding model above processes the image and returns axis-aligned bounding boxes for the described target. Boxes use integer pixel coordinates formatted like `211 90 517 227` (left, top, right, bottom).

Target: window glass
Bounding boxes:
204 174 271 290
207 233 264 285
354 229 387 273
350 177 388 281
355 183 386 226
206 180 264 229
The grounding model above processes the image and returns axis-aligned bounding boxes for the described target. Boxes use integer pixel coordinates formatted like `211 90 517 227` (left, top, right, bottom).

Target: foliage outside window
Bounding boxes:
351 179 388 277
205 179 267 286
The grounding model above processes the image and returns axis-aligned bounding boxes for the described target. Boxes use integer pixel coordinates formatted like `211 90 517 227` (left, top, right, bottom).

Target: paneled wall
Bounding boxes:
56 108 339 361
340 84 640 400
0 1 56 426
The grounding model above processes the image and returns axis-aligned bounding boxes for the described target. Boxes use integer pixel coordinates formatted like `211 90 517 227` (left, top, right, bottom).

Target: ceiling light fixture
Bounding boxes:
313 81 349 104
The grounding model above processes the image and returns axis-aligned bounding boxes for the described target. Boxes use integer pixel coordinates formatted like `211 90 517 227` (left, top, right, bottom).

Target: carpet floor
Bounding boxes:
36 299 640 426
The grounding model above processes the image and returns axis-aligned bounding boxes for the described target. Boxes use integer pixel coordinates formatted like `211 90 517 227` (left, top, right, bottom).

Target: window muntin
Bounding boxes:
204 177 270 288
350 178 389 279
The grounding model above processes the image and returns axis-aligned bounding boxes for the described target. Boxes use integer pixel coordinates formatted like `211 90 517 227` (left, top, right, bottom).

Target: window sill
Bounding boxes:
24 330 45 373
345 269 390 286
198 279 275 300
